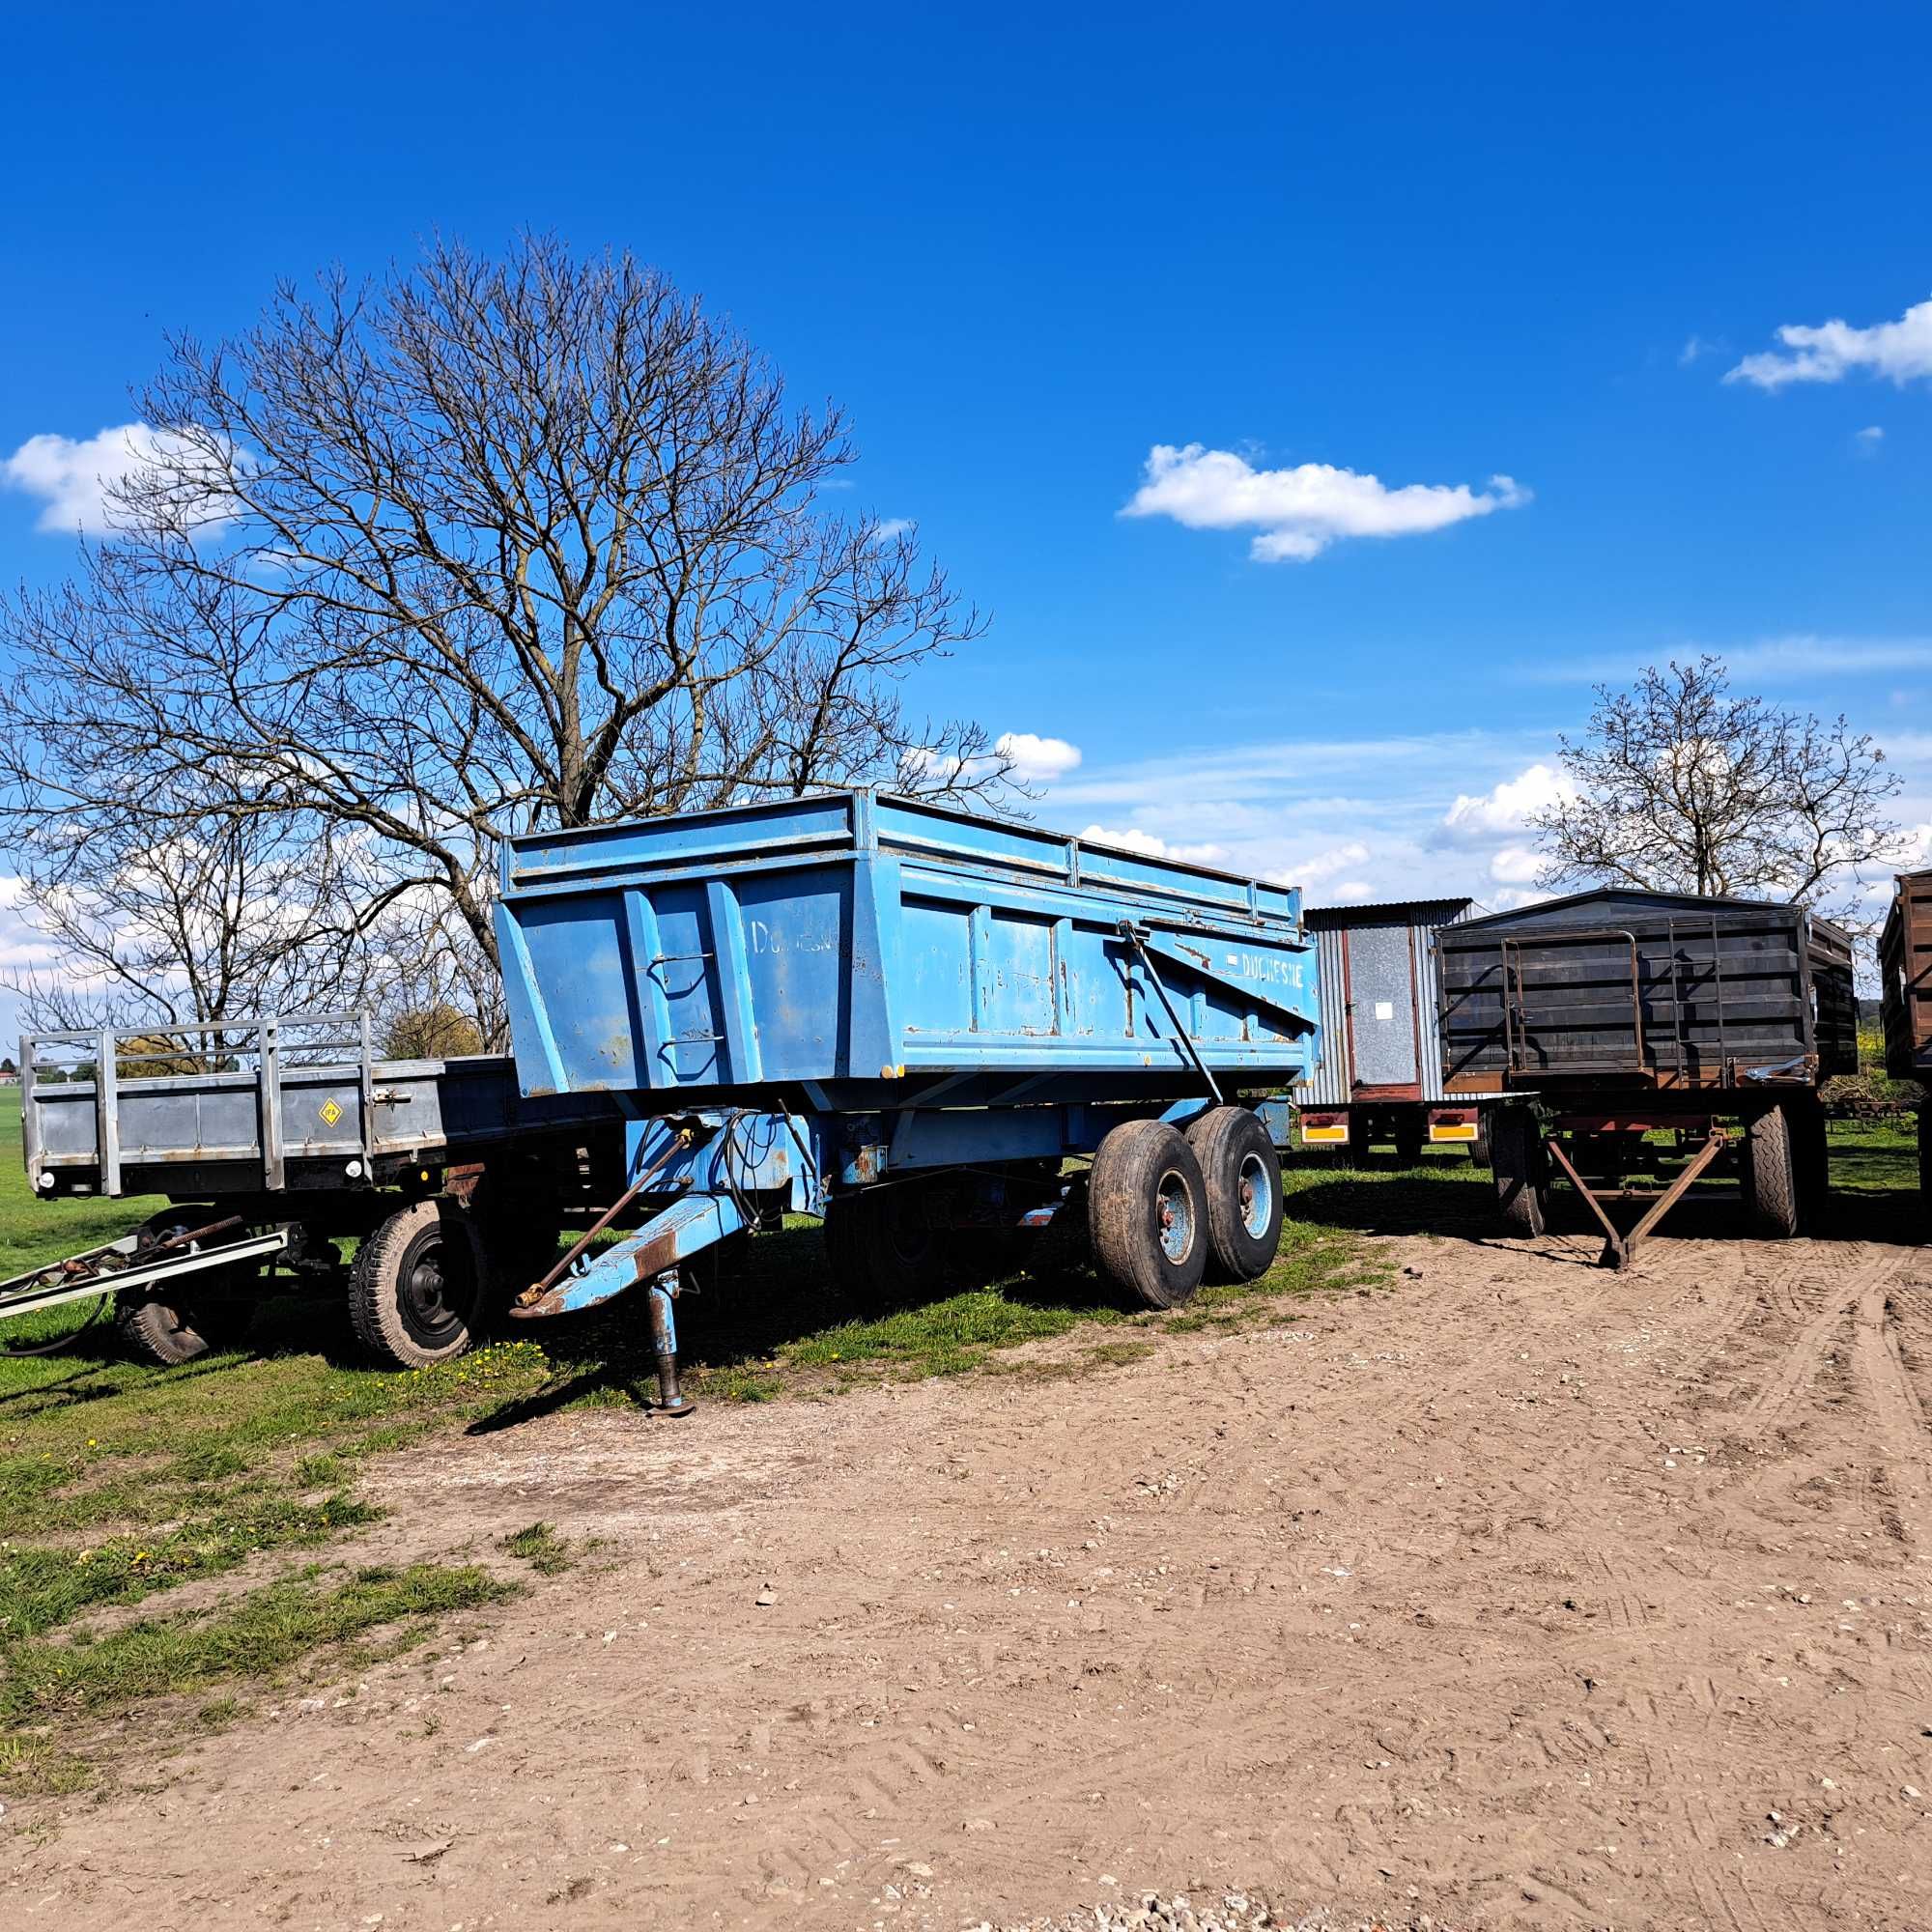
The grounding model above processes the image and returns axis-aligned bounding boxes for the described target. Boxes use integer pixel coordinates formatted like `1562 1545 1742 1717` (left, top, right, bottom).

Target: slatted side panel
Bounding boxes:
1809 919 1858 1079
1881 871 1932 1080
1296 926 1351 1105
1440 910 1820 1086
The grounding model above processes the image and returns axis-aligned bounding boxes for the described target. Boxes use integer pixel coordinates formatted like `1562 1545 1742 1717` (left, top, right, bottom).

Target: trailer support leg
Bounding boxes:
1545 1126 1727 1270
646 1274 694 1418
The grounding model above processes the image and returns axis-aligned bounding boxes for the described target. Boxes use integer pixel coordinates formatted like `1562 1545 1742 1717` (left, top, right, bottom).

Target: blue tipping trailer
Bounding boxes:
5 791 1318 1387
493 788 1319 1411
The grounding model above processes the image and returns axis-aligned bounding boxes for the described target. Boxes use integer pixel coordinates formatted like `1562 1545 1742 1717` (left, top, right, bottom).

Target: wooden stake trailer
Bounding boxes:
1879 867 1932 1200
1436 889 1856 1265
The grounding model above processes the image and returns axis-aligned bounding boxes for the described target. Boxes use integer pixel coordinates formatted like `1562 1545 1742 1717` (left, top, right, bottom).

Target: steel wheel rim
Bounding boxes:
1236 1150 1272 1240
1155 1169 1195 1264
398 1228 467 1348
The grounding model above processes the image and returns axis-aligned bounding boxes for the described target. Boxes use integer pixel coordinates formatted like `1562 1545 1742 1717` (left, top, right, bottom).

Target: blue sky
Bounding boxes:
1 2 1929 1024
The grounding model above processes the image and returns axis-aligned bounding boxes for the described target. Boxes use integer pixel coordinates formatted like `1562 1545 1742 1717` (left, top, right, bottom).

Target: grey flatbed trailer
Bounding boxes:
7 1014 626 1367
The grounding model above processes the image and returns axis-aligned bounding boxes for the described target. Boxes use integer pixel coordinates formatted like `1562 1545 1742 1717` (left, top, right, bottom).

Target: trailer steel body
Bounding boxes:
1878 867 1932 1206
10 793 1320 1390
1436 888 1854 1265
1293 897 1500 1159
491 790 1319 1406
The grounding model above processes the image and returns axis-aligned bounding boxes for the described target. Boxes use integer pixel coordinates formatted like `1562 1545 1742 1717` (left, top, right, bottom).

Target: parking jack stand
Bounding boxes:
646 1271 695 1417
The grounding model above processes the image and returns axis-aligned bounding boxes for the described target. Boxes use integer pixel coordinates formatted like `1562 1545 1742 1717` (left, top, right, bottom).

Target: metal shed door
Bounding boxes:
1347 924 1418 1087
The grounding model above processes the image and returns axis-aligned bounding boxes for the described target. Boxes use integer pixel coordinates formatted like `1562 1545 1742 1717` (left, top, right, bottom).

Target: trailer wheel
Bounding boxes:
350 1199 489 1368
115 1291 222 1366
1492 1105 1548 1236
112 1213 261 1366
1184 1106 1283 1282
1790 1103 1830 1210
1741 1104 1801 1238
823 1183 946 1315
1089 1120 1208 1309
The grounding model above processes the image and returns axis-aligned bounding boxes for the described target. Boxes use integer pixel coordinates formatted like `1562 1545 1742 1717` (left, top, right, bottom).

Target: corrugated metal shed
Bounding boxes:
1298 897 1475 1105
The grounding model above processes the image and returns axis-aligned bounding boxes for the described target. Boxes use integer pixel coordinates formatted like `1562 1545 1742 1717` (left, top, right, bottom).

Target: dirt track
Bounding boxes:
15 1222 1932 1931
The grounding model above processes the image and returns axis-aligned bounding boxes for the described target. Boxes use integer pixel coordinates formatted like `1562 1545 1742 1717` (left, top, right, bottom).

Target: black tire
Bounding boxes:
1468 1118 1492 1170
350 1199 489 1368
1089 1120 1208 1309
1741 1104 1800 1238
1790 1104 1830 1210
1184 1106 1284 1283
115 1291 220 1366
113 1212 261 1366
1492 1104 1548 1237
823 1181 950 1316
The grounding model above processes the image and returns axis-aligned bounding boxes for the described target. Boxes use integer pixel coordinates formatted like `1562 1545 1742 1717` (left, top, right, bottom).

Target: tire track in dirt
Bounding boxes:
17 1228 1932 1932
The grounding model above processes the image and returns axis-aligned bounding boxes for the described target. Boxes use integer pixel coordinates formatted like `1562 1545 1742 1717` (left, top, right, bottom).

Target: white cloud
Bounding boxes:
1487 885 1557 912
1121 442 1529 563
1031 717 1932 947
1724 294 1932 390
873 517 914 539
903 729 1082 792
996 732 1082 781
1040 726 1577 915
1441 762 1576 839
1286 838 1370 885
0 422 226 534
1489 844 1543 886
1079 822 1227 866
1679 334 1718 367
1518 633 1932 686
1082 823 1169 857
1856 424 1885 441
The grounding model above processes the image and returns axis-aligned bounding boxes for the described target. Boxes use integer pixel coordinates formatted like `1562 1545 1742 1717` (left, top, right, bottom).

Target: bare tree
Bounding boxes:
1531 656 1906 920
0 236 1012 1020
2 783 374 1036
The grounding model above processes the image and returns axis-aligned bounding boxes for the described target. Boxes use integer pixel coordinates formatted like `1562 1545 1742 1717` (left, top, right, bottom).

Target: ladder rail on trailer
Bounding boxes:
0 1221 294 1327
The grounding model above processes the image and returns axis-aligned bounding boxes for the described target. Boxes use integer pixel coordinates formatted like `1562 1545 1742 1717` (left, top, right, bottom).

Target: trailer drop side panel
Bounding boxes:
1881 869 1932 1083
1439 890 1855 1093
496 790 1319 1111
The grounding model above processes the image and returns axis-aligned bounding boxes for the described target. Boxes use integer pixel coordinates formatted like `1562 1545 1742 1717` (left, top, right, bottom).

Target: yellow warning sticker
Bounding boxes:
318 1099 344 1127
